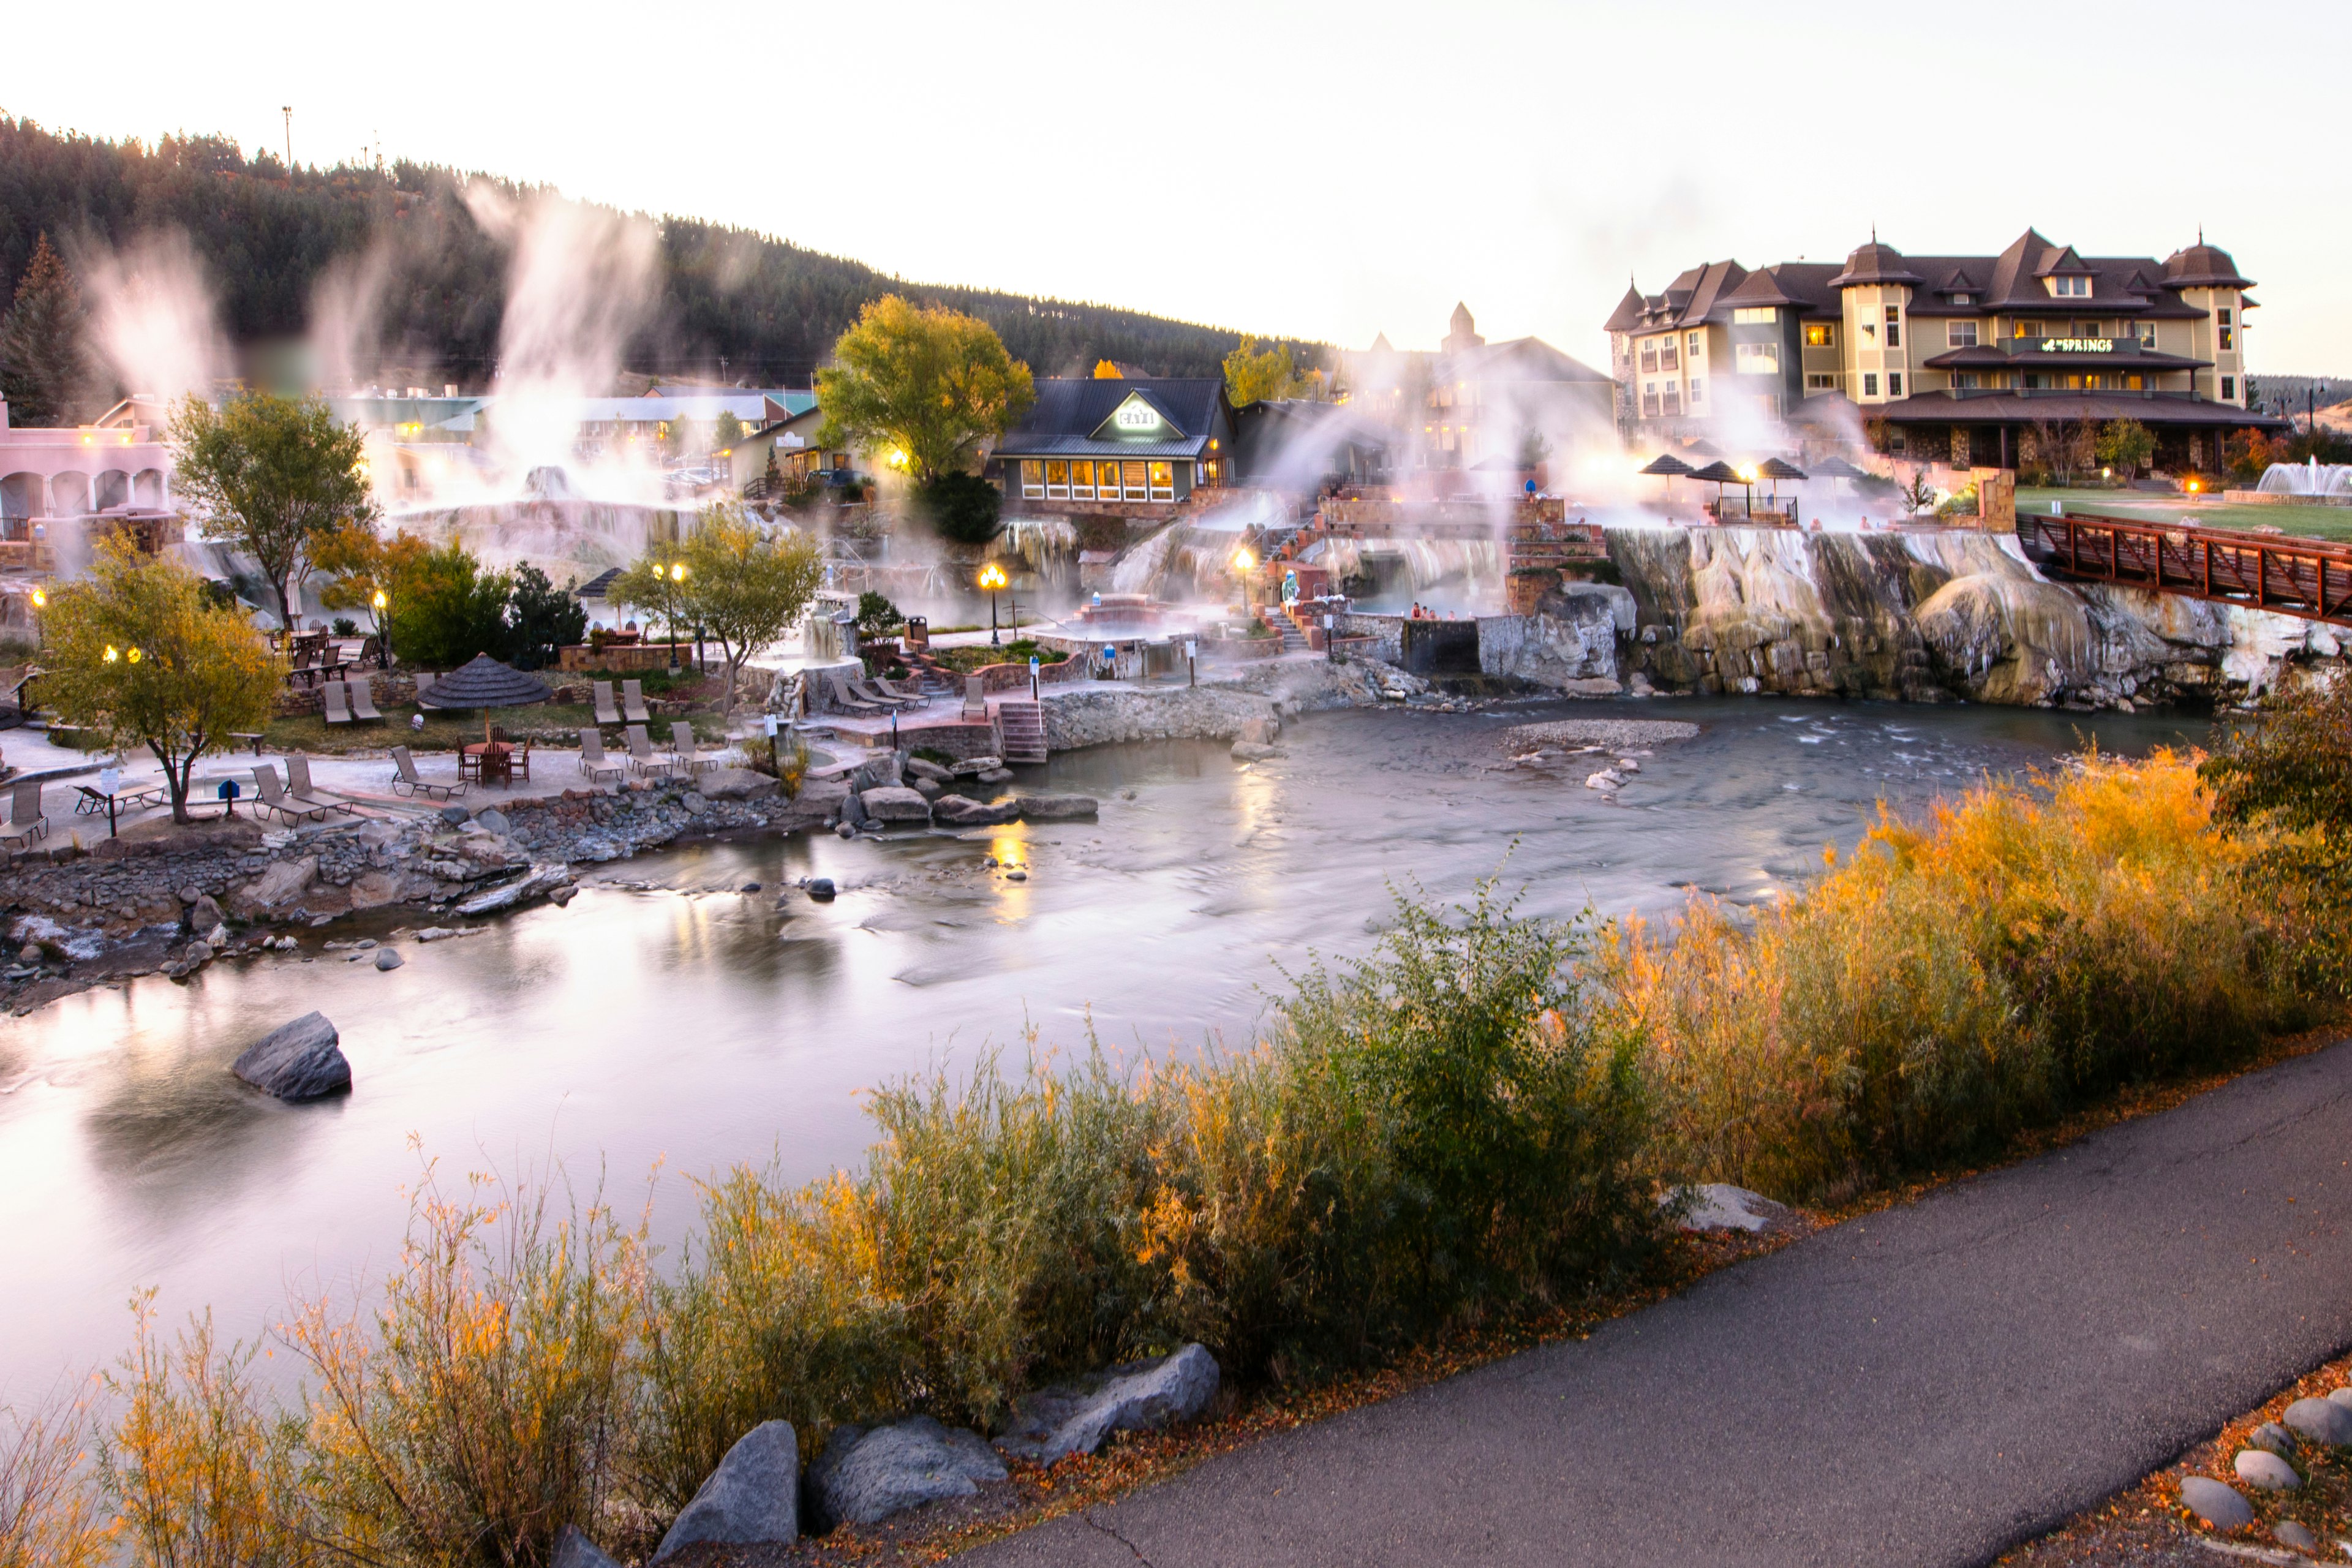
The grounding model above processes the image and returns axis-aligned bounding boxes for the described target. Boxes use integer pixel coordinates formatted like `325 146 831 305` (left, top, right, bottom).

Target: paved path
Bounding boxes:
962 1039 2352 1568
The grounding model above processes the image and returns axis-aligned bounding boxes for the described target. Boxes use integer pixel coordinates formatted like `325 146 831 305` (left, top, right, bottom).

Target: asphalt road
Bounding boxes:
959 1039 2352 1568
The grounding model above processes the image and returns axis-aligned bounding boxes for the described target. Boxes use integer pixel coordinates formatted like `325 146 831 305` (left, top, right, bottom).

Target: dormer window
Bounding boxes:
1951 293 1971 306
2047 275 2092 298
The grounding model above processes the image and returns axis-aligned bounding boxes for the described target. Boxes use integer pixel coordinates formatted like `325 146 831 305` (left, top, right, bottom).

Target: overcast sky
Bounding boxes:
9 0 2348 375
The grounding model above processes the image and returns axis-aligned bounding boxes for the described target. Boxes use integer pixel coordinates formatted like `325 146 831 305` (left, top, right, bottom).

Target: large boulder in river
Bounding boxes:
232 1012 351 1101
653 1419 799 1559
993 1344 1218 1464
805 1415 1008 1531
933 794 1021 827
1017 793 1099 822
858 786 933 824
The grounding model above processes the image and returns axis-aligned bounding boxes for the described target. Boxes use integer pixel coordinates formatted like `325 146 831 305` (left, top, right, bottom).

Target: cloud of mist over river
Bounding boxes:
0 699 2207 1401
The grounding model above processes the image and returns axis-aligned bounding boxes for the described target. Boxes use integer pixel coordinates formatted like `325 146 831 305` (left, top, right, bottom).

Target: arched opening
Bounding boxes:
94 469 131 510
48 472 89 517
0 473 40 529
134 468 167 507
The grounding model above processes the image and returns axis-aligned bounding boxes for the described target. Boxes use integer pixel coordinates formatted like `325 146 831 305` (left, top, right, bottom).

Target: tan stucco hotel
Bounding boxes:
1605 228 2282 469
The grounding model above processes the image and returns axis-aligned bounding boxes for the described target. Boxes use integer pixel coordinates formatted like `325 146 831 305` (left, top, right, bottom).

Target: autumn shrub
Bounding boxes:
1604 750 2320 1202
283 1164 646 1568
0 1389 109 1568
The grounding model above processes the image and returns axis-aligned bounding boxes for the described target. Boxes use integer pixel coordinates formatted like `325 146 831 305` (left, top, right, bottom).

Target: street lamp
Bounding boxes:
29 587 43 655
665 559 688 669
372 587 391 668
978 562 1008 646
1232 546 1256 612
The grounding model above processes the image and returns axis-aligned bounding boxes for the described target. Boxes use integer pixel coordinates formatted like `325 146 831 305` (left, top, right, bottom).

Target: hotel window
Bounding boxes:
2221 375 2236 400
1072 459 1095 498
1045 461 1069 499
1686 331 1702 357
1733 306 1777 325
1147 461 1174 500
1806 373 1836 390
1020 460 1044 499
1951 293 1971 306
2014 319 2035 337
1883 306 1901 348
1888 372 1903 396
1953 373 1981 390
1122 461 1149 501
1863 372 1879 397
1733 342 1779 375
1803 323 1836 348
2218 309 2234 350
1660 341 1679 371
2136 322 2156 345
1689 377 1705 404
1639 342 1657 373
2126 374 2144 391
1662 386 1681 415
1202 459 1219 486
1947 320 1978 348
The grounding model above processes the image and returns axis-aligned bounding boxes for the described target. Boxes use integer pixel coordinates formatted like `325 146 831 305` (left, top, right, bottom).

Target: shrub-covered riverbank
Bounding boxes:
4 689 2345 1567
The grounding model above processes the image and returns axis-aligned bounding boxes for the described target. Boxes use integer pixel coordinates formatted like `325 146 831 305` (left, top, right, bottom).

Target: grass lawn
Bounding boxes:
261 703 733 756
2016 486 2352 543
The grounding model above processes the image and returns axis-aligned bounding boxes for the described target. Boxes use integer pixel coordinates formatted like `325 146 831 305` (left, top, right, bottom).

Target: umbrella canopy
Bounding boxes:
423 654 554 709
1758 458 1809 481
1689 461 1743 483
1638 453 1695 477
1682 440 1725 459
1809 455 1867 479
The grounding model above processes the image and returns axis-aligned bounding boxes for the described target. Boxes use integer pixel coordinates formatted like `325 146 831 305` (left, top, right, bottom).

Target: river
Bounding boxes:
0 696 2207 1399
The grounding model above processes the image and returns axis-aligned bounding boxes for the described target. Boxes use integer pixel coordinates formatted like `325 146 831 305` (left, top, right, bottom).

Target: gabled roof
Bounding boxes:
1444 336 1612 384
997 377 1227 459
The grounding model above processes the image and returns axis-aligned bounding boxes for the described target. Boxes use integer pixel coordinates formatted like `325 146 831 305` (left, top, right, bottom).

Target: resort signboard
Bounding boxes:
2038 337 2116 353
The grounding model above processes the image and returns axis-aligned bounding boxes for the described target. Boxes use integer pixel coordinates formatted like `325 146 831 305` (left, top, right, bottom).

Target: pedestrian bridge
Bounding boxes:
2018 511 2352 627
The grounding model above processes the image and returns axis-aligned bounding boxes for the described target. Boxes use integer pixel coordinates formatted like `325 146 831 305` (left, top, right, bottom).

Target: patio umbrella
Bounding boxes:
1690 460 1742 518
424 654 554 743
1807 454 1866 502
1758 456 1808 510
1638 451 1694 508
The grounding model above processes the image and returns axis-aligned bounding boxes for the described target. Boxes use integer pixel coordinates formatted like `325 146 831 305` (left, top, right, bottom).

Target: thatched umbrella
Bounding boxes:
1808 454 1866 502
424 654 554 744
1758 456 1808 511
1690 460 1743 519
1638 451 1694 509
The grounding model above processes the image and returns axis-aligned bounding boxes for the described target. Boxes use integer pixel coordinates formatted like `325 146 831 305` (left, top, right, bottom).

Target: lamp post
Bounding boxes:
979 562 1008 646
1232 546 1257 614
665 559 688 669
372 587 391 668
29 587 44 656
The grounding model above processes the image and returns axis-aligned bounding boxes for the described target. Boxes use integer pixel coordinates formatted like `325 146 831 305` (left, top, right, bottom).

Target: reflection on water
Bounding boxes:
0 697 2205 1396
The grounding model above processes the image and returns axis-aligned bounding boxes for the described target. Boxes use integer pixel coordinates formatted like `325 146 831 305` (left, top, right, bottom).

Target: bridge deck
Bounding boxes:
2018 511 2352 626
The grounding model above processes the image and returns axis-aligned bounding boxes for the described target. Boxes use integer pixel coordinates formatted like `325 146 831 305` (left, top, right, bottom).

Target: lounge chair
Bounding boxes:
621 680 650 723
2 780 48 848
851 676 917 709
578 729 624 783
390 744 467 799
348 679 385 723
75 781 167 814
322 679 354 725
874 673 929 704
826 671 881 714
625 724 675 778
594 680 622 725
251 764 329 824
284 753 360 815
962 676 988 723
669 721 717 775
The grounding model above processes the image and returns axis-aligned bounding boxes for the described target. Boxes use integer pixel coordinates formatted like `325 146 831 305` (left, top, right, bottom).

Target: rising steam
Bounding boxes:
74 230 231 405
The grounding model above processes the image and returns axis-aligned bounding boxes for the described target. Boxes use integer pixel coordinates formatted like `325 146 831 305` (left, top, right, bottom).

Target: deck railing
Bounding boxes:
2018 511 2352 626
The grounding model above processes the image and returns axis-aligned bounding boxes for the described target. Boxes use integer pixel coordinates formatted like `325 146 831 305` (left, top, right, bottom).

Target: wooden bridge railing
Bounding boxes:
2017 511 2352 627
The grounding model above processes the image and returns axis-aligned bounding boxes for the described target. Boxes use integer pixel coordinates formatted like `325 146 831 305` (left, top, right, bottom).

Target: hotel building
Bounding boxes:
1605 228 2282 469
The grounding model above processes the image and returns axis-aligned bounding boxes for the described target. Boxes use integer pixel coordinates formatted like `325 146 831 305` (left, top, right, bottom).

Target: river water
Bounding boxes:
0 697 2206 1399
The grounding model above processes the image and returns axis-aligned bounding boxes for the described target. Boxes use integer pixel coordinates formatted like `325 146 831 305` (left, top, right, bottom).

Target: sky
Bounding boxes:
8 0 2350 374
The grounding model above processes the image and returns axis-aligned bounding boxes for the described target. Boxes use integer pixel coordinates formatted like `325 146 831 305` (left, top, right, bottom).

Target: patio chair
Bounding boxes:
251 763 329 824
348 679 386 723
321 679 354 725
625 724 676 778
2 780 48 848
962 676 988 723
509 739 532 782
578 729 625 783
284 753 359 815
850 676 917 709
389 744 467 799
669 721 717 775
622 680 650 723
825 671 881 714
594 680 622 725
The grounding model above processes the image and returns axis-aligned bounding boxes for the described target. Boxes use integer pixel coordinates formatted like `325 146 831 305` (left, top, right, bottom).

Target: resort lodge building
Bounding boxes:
990 377 1239 519
1605 228 2280 470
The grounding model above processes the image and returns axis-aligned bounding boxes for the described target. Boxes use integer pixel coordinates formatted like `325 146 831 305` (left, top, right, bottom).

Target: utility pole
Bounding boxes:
281 106 293 170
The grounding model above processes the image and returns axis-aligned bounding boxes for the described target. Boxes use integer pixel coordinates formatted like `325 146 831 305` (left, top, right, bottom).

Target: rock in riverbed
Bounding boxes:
374 948 404 971
933 795 1020 827
905 757 954 784
806 1415 1007 1530
859 786 934 824
654 1419 799 1558
1017 793 1099 822
232 1012 351 1101
993 1344 1219 1464
2178 1477 2253 1530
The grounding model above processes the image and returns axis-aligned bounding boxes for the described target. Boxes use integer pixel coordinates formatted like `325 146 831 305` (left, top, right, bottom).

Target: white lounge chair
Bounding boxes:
594 680 622 725
284 753 360 815
251 764 329 824
348 679 386 723
389 744 466 799
2 780 48 848
578 728 625 783
622 680 650 723
669 720 717 775
322 680 354 725
625 724 674 778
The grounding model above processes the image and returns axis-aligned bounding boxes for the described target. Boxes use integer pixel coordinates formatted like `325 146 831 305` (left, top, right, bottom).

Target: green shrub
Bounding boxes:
918 472 1001 547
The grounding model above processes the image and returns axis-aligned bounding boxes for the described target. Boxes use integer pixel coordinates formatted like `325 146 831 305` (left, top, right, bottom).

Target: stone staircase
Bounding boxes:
997 698 1047 765
1262 609 1308 654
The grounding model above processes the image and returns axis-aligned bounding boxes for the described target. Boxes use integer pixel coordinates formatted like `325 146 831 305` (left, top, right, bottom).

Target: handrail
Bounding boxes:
2017 510 2352 625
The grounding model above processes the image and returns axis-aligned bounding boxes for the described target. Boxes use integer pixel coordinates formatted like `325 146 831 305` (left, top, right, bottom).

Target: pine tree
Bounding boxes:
0 233 92 427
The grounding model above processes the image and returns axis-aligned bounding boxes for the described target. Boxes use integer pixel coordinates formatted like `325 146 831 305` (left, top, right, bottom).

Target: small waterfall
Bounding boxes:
1109 522 1186 597
387 498 685 582
1303 537 1506 608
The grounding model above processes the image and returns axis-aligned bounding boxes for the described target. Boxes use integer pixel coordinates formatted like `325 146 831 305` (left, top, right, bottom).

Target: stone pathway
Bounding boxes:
959 1039 2352 1567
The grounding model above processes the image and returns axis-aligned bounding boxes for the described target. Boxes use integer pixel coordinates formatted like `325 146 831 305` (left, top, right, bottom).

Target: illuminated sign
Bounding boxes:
2038 337 2114 353
1113 398 1162 431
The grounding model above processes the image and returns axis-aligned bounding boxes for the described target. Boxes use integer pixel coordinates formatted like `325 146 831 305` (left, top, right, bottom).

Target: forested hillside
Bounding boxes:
0 116 1276 387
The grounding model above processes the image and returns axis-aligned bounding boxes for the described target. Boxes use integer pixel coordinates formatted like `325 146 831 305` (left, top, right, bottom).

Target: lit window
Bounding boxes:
1863 372 1879 397
1021 460 1044 499
1947 320 1978 348
1123 461 1149 500
1072 459 1095 498
1804 323 1836 347
1148 461 1174 501
1734 343 1779 375
1884 306 1901 348
1045 460 1069 499
1733 306 1777 325
2136 322 2156 345
1888 372 1903 396
2218 308 2234 351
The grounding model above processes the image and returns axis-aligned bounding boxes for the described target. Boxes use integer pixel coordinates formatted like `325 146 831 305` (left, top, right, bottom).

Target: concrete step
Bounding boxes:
996 698 1048 764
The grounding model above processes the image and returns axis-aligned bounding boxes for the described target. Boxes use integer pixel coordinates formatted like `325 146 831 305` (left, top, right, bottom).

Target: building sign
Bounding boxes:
1112 398 1163 432
2038 338 2114 353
